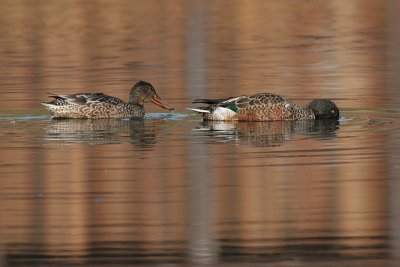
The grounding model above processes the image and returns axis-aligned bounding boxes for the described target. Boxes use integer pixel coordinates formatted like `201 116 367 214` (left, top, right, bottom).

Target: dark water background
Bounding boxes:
1 0 400 266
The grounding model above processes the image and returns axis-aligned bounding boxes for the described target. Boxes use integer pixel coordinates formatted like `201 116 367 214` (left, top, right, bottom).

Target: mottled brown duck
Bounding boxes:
189 93 339 121
41 81 173 118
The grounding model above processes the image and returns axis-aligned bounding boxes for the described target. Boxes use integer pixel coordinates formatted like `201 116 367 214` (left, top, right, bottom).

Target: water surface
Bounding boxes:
1 1 400 266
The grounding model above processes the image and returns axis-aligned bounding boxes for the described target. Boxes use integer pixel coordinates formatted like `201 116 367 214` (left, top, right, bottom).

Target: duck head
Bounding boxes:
306 99 339 120
129 81 173 110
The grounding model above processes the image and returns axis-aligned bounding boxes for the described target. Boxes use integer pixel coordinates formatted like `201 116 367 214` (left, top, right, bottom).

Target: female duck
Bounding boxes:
41 80 173 118
189 92 339 121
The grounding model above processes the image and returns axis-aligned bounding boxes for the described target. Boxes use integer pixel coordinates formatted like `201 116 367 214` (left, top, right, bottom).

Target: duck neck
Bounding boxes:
128 88 145 105
303 103 313 112
303 103 317 118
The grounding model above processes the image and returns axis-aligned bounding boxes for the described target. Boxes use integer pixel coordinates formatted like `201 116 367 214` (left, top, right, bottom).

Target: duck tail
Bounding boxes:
192 98 227 105
187 108 211 114
40 102 57 112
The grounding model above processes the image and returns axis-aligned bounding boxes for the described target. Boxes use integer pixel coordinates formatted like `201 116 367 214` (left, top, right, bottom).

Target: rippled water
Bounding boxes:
1 1 400 266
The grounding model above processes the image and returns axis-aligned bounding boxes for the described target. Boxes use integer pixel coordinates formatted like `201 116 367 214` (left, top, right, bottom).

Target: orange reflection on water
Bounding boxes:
0 0 398 265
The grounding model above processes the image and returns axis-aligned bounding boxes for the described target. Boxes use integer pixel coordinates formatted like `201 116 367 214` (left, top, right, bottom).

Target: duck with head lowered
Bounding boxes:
188 92 339 121
41 80 174 119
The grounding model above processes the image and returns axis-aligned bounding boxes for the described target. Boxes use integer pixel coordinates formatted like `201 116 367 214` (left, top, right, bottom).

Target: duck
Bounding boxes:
41 80 173 118
188 92 339 121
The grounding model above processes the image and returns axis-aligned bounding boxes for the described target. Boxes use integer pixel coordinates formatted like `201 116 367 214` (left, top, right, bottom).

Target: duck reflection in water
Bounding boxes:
44 118 159 146
196 120 339 147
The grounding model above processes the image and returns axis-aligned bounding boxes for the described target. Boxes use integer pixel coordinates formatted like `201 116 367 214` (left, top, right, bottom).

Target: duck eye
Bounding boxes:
331 109 336 114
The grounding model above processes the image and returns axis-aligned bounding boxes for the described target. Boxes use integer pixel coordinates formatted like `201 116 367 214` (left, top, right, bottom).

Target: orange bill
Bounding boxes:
151 94 174 110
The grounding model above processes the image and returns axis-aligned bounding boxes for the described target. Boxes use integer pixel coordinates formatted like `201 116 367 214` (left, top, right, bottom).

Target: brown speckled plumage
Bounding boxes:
41 81 173 119
190 93 339 121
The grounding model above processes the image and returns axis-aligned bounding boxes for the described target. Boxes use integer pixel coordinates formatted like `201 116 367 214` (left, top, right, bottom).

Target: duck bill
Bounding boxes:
151 94 174 110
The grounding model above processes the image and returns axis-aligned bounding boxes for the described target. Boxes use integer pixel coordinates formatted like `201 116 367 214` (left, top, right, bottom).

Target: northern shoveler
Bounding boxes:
41 80 173 118
188 93 339 121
